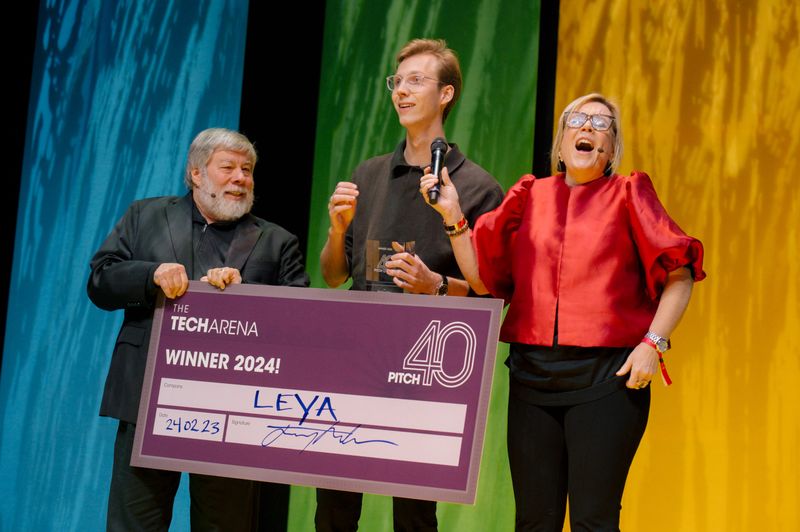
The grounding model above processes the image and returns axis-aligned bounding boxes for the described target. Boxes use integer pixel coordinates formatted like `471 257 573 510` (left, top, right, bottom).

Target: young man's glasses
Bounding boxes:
386 74 441 92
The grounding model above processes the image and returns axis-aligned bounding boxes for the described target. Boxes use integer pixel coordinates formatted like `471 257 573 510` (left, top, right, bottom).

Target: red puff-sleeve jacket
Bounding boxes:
472 171 706 347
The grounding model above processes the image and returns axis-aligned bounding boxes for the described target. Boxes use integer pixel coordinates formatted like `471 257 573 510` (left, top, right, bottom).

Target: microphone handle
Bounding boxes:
429 153 443 205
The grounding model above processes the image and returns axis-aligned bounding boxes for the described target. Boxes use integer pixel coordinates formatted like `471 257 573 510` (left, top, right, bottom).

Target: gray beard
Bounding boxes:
196 169 254 221
197 190 253 221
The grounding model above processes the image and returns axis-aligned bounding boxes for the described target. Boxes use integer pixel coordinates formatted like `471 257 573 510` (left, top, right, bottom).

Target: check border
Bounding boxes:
132 282 503 504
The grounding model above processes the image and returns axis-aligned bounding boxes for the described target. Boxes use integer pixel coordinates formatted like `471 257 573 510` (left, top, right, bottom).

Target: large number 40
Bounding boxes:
402 320 476 388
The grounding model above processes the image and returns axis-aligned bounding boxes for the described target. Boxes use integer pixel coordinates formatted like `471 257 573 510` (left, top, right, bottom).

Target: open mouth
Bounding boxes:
398 102 414 109
575 139 594 152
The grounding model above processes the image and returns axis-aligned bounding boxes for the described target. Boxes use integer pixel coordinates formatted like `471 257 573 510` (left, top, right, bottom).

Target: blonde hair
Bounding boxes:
550 93 623 175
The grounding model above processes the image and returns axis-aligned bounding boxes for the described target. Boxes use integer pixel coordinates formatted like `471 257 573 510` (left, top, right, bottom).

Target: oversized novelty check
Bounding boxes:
132 281 503 503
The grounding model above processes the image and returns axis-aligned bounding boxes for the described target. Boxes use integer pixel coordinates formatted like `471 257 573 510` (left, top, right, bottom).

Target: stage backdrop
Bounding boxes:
0 1 247 530
555 0 800 530
298 0 541 530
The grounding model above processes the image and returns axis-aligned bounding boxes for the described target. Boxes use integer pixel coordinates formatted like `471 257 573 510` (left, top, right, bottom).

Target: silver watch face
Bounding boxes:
645 332 669 352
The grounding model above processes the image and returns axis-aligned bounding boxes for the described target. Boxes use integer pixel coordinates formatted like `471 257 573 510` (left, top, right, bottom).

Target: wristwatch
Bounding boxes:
643 331 671 353
434 274 448 296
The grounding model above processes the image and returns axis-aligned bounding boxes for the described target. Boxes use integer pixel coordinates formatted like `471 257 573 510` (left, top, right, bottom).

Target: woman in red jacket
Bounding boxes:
419 93 705 531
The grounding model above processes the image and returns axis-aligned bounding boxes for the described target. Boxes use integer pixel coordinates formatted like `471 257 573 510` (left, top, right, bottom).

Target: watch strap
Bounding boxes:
644 331 671 352
434 274 448 296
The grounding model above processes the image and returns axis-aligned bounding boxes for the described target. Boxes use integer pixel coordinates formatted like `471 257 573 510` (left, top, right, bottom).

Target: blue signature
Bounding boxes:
261 422 398 451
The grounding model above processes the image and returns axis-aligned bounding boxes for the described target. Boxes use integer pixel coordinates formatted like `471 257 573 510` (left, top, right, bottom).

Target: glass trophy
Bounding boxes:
365 240 415 293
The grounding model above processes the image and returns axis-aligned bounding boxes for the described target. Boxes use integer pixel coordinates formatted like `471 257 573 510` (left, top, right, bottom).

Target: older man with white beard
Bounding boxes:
88 128 309 531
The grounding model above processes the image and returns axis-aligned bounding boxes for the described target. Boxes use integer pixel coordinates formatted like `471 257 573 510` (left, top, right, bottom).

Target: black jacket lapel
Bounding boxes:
165 195 193 269
227 214 262 271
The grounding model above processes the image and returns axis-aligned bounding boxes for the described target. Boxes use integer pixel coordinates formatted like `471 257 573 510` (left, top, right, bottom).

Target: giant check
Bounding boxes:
132 281 503 504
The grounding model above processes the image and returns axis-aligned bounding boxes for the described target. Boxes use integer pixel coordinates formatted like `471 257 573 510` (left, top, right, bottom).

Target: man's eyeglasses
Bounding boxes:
386 74 441 92
564 112 615 131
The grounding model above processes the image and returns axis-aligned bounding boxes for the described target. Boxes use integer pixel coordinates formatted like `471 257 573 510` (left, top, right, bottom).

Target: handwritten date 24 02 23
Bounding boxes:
164 416 221 435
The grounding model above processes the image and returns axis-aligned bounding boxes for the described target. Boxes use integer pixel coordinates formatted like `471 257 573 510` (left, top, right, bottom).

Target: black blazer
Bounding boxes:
87 194 309 423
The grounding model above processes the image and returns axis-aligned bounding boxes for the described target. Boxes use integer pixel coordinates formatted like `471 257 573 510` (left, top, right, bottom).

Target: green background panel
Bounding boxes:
293 1 541 529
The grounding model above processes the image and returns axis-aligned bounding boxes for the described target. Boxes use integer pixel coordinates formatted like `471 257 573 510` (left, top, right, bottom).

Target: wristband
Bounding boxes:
444 216 469 237
641 336 673 386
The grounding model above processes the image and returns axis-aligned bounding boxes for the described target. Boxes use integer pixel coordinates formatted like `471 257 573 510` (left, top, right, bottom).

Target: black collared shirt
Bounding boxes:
344 141 503 292
191 199 241 280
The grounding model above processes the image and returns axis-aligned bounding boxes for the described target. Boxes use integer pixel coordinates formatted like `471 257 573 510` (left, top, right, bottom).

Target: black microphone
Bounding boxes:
428 137 447 204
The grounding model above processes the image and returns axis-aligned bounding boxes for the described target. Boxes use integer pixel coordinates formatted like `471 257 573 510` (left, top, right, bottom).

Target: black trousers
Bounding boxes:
315 489 437 531
507 381 650 532
107 421 257 531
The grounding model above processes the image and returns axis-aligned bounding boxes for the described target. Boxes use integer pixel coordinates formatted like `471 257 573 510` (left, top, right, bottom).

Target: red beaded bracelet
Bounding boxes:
444 216 469 236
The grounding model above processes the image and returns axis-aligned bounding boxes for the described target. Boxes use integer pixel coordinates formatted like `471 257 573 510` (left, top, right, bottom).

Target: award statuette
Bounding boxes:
365 240 415 293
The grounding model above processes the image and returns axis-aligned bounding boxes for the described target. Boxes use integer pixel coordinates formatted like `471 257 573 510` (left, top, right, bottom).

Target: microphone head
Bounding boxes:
431 137 448 153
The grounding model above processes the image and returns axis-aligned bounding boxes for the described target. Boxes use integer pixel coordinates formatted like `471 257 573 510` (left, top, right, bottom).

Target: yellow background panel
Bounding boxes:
556 1 799 530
